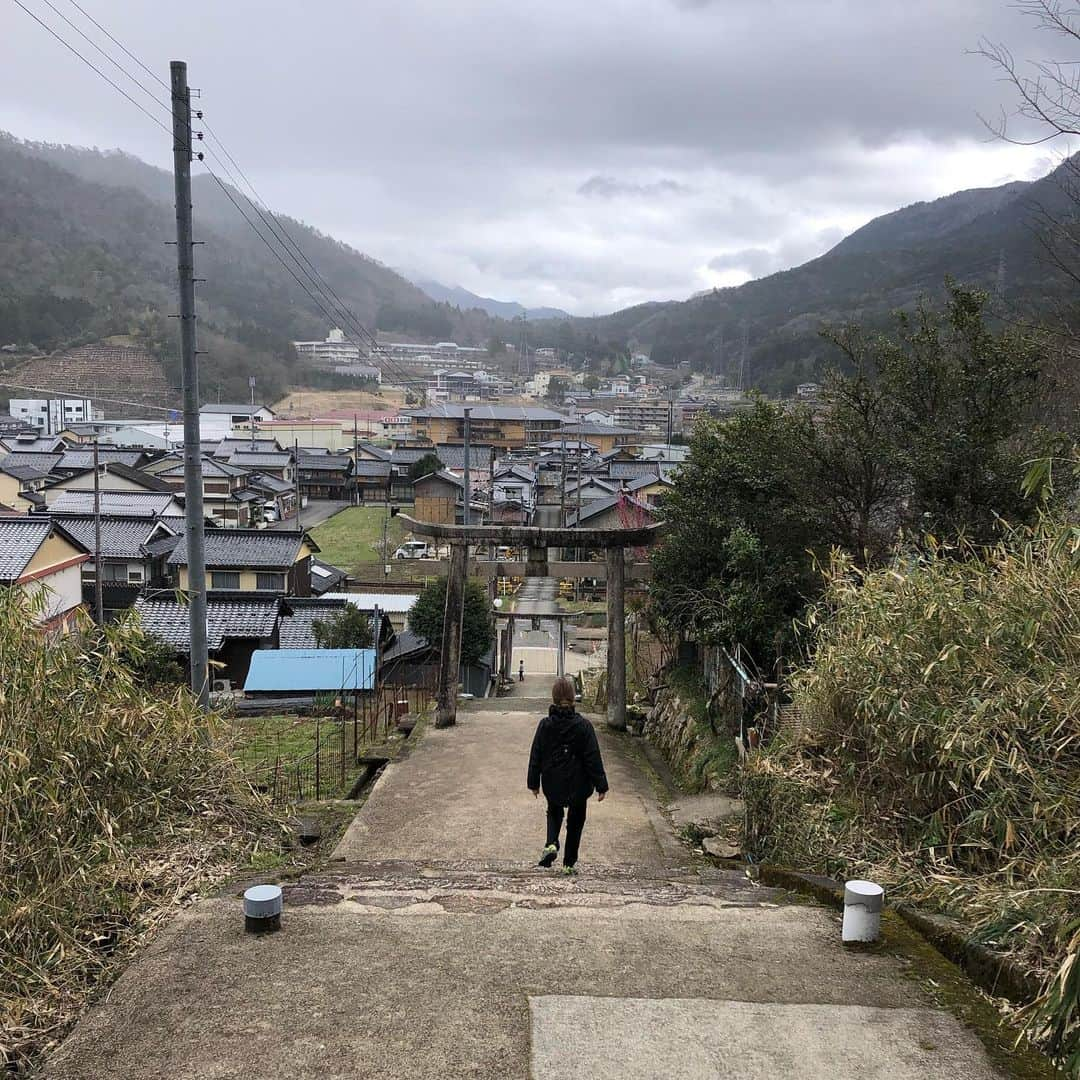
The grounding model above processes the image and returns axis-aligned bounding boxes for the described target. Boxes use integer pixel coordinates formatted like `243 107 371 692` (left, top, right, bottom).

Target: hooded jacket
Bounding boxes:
527 705 609 806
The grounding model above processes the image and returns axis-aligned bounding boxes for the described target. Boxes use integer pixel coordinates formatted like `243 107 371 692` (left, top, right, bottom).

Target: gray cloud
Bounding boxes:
0 0 1064 314
578 175 694 199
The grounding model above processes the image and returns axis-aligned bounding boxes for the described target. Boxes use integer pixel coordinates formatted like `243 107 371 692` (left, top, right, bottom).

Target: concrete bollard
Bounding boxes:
842 879 884 943
243 884 283 934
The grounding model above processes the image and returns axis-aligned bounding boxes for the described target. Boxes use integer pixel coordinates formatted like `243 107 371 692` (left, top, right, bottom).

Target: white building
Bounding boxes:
9 397 100 435
198 403 277 441
293 329 381 380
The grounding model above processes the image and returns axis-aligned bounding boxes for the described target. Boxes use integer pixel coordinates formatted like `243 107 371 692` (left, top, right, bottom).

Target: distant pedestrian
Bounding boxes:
518 660 525 682
528 676 608 875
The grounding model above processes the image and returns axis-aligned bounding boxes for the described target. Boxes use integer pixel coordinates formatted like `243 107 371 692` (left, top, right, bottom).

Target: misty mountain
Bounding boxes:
412 278 568 321
539 162 1078 394
0 132 497 399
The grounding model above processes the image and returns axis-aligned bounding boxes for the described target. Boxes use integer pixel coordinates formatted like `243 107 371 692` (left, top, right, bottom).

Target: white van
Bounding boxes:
394 540 429 560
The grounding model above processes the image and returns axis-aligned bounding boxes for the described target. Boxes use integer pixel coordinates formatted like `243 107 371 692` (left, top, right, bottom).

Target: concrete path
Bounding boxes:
43 703 1011 1080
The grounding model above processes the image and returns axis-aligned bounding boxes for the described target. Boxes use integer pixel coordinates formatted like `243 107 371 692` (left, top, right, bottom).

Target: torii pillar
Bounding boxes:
435 541 468 728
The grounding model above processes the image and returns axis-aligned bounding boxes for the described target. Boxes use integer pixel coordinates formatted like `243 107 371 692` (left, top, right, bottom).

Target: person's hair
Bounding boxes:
551 676 576 706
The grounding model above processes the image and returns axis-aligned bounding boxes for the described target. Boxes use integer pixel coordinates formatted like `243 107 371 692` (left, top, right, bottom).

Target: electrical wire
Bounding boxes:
10 0 173 139
64 0 170 91
12 0 431 395
37 0 171 115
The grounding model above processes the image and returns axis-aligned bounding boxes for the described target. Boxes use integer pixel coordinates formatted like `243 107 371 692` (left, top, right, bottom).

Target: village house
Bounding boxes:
168 529 318 597
0 518 89 631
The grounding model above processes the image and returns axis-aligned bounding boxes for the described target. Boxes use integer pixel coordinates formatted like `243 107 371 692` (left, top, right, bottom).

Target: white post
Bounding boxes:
842 880 884 943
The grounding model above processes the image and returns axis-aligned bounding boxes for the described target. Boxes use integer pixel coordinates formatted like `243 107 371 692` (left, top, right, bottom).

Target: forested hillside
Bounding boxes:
537 161 1079 393
0 133 498 400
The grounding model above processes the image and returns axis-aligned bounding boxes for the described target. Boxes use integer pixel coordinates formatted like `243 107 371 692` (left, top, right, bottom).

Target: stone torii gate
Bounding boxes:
397 515 663 730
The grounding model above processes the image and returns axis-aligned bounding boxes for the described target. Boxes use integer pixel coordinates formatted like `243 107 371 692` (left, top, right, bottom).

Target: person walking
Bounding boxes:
527 676 608 875
518 659 525 682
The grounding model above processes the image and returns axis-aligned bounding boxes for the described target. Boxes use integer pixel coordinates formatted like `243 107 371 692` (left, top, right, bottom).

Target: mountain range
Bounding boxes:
530 161 1077 393
0 132 498 401
0 128 1075 401
411 279 568 321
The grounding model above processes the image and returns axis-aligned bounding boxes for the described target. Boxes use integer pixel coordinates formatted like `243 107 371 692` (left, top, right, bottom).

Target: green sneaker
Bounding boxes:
562 865 577 877
538 844 558 868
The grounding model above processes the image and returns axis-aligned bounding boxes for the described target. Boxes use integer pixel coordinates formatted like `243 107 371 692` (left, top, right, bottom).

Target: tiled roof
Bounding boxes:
168 529 313 569
607 461 677 480
381 627 430 662
353 460 391 478
567 494 656 527
560 422 640 436
0 435 65 453
0 519 54 580
357 442 392 460
56 450 145 471
247 472 293 494
404 404 567 422
47 491 182 517
414 469 464 490
159 457 247 478
213 438 283 454
0 452 62 474
94 463 174 492
227 451 292 468
134 595 280 651
48 514 173 559
278 597 349 648
297 453 350 472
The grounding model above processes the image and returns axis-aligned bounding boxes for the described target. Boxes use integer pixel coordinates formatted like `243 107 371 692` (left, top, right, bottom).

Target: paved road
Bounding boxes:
268 499 351 531
44 698 1014 1079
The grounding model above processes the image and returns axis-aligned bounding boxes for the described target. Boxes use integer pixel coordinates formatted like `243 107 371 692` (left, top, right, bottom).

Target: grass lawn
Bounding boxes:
309 506 409 573
230 715 326 771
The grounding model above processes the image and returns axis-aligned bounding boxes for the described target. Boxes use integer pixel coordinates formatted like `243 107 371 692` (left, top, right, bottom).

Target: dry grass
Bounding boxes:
0 592 285 1072
744 520 1079 1072
274 386 407 415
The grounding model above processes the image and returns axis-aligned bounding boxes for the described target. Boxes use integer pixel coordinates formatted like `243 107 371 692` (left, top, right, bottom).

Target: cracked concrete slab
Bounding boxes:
529 997 1001 1080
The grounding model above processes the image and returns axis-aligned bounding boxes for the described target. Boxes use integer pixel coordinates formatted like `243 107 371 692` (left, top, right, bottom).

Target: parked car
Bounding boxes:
394 540 429 560
263 508 278 523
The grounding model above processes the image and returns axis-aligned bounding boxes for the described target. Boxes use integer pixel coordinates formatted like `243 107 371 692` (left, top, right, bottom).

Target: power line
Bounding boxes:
36 0 171 115
198 122 421 388
13 0 427 396
64 0 170 92
10 0 173 139
0 381 180 414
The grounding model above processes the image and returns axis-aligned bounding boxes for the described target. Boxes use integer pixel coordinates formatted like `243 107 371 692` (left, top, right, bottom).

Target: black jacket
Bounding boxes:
527 705 609 806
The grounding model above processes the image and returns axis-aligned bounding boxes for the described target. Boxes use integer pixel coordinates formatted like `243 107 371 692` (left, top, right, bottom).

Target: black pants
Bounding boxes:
546 799 587 867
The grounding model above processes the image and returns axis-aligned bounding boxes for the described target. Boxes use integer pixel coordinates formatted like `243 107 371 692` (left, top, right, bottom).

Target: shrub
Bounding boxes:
745 520 1079 1067
0 591 283 1069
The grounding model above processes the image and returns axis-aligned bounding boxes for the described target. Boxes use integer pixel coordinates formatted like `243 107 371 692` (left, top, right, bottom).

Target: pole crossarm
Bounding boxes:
396 514 665 550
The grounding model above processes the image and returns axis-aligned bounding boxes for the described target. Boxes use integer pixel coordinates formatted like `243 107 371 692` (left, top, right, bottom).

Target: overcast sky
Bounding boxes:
0 0 1069 315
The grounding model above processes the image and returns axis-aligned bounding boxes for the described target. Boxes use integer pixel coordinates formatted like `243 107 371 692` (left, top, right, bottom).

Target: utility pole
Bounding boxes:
171 59 209 711
249 375 256 450
92 437 103 625
294 438 302 529
353 413 359 506
462 407 471 527
559 430 567 523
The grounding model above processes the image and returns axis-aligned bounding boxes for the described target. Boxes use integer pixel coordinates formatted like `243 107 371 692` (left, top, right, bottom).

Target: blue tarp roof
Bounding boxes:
243 649 376 693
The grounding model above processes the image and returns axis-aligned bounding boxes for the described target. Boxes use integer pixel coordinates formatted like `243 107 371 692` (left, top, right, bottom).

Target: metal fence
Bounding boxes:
240 678 434 804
